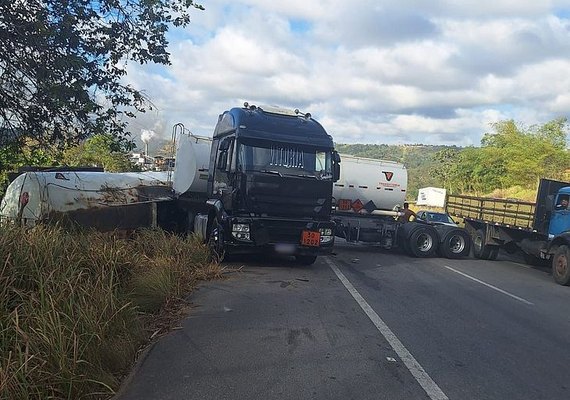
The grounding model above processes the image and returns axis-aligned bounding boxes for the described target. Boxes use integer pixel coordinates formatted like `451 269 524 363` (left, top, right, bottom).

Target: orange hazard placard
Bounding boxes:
338 199 352 210
301 231 321 247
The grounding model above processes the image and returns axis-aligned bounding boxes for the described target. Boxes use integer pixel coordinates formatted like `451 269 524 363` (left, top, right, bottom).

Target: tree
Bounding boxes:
156 140 176 157
481 118 569 189
0 138 61 196
63 134 137 172
430 148 460 192
0 0 203 149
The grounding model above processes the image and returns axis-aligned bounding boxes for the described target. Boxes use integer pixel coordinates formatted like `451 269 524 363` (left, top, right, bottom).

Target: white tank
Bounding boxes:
172 133 211 196
333 154 408 211
0 171 172 226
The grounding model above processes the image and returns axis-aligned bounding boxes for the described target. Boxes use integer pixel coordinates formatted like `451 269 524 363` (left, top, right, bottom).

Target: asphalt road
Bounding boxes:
117 242 570 400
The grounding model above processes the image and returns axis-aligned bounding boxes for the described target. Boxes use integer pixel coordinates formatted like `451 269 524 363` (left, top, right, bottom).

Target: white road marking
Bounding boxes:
443 265 534 306
325 258 449 400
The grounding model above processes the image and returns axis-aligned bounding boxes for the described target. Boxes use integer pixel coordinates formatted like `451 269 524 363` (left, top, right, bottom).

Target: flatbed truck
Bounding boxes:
446 178 570 285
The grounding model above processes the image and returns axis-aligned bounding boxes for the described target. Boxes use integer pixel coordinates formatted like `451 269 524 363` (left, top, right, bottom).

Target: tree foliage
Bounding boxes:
0 0 203 149
338 118 568 200
63 134 137 172
431 118 570 195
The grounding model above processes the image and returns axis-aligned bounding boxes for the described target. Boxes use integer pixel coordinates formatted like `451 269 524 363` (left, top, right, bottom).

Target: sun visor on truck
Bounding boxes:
237 129 334 148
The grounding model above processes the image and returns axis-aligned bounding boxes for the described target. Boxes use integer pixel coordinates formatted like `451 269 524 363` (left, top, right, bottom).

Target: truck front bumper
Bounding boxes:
224 217 335 256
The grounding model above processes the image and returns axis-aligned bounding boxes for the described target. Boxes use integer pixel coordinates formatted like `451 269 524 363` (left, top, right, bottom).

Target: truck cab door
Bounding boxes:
213 137 235 211
549 193 570 236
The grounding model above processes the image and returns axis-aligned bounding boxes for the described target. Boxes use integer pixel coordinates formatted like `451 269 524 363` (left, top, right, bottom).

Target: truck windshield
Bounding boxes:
238 143 333 180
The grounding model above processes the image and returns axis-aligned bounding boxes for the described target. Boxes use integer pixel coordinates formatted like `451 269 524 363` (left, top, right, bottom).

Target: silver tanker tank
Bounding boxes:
333 154 408 212
172 132 211 196
0 171 172 229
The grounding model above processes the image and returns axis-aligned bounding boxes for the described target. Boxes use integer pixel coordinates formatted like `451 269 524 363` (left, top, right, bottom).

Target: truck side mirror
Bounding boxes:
333 151 341 163
332 151 341 182
333 163 340 182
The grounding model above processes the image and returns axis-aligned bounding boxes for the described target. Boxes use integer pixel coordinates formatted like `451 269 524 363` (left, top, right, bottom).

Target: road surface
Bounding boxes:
117 241 570 400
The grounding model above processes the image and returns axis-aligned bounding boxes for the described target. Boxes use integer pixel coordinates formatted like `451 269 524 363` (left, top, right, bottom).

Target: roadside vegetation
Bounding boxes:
0 225 221 400
338 118 570 200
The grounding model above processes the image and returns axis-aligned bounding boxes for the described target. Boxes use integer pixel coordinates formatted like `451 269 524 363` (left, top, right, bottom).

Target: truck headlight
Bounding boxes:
232 223 251 240
319 228 334 244
232 223 250 232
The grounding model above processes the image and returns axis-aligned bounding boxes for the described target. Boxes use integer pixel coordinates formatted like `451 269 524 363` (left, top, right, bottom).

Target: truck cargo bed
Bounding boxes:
446 194 536 231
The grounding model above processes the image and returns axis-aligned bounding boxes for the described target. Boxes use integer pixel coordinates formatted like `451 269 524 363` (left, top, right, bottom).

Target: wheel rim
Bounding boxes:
555 253 568 277
416 233 433 252
449 235 466 254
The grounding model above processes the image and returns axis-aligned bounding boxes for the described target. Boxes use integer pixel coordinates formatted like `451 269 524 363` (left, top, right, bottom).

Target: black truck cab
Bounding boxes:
200 103 339 264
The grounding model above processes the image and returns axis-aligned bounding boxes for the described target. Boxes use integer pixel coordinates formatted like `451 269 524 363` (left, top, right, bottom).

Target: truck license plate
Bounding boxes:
301 231 320 247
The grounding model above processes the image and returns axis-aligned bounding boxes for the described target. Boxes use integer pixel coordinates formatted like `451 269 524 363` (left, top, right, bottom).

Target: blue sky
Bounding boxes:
125 0 570 147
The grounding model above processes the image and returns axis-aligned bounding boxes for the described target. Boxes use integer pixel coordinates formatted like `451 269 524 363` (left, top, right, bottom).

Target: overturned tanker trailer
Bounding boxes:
0 170 173 231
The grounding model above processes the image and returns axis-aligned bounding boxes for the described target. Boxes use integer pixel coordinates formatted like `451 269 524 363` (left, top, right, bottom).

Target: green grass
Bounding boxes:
486 186 537 202
0 225 220 400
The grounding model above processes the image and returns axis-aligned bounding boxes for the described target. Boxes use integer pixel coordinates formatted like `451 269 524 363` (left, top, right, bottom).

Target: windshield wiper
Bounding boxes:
255 169 283 177
289 173 318 179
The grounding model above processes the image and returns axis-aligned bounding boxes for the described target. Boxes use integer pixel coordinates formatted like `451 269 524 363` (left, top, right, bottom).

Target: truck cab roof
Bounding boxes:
214 104 334 148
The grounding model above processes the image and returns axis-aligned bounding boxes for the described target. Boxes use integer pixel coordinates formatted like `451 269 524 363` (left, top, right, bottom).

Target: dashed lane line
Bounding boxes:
443 265 534 306
325 257 449 400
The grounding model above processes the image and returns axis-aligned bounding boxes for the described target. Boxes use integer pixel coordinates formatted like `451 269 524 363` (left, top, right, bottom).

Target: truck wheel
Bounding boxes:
295 255 317 265
552 245 570 286
207 219 225 262
473 229 492 259
408 226 438 258
440 228 471 259
397 223 421 255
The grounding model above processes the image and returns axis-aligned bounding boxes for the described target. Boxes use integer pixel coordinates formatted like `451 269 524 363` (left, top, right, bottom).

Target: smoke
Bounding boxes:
140 129 156 143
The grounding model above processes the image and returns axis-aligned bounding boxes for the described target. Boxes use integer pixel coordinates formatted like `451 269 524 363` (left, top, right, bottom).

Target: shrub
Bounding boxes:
0 225 220 400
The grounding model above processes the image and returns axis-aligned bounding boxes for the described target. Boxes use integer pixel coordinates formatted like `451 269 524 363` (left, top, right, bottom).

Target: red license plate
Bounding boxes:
301 231 320 247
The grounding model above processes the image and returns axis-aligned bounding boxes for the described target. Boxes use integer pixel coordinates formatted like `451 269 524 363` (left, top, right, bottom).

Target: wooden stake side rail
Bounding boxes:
446 194 536 231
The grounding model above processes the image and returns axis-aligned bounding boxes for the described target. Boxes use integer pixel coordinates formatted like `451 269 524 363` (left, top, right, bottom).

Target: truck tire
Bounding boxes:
439 228 471 259
472 228 497 260
207 218 225 262
408 225 438 258
295 255 317 265
397 223 421 255
552 245 570 286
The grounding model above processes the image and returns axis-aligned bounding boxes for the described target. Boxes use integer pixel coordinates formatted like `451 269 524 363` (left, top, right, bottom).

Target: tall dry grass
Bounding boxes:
0 225 220 400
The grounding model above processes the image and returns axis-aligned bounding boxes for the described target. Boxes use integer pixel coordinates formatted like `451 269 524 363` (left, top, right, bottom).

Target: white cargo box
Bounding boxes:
417 187 447 208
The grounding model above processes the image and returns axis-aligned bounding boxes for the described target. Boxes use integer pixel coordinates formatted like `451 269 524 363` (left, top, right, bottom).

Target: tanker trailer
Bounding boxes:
0 170 173 230
168 126 213 233
332 155 470 258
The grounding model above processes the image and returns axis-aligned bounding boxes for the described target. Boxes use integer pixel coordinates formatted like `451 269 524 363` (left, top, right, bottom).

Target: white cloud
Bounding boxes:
124 0 570 146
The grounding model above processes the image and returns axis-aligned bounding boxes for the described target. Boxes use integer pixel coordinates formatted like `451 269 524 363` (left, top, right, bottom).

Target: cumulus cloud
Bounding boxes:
123 0 570 146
